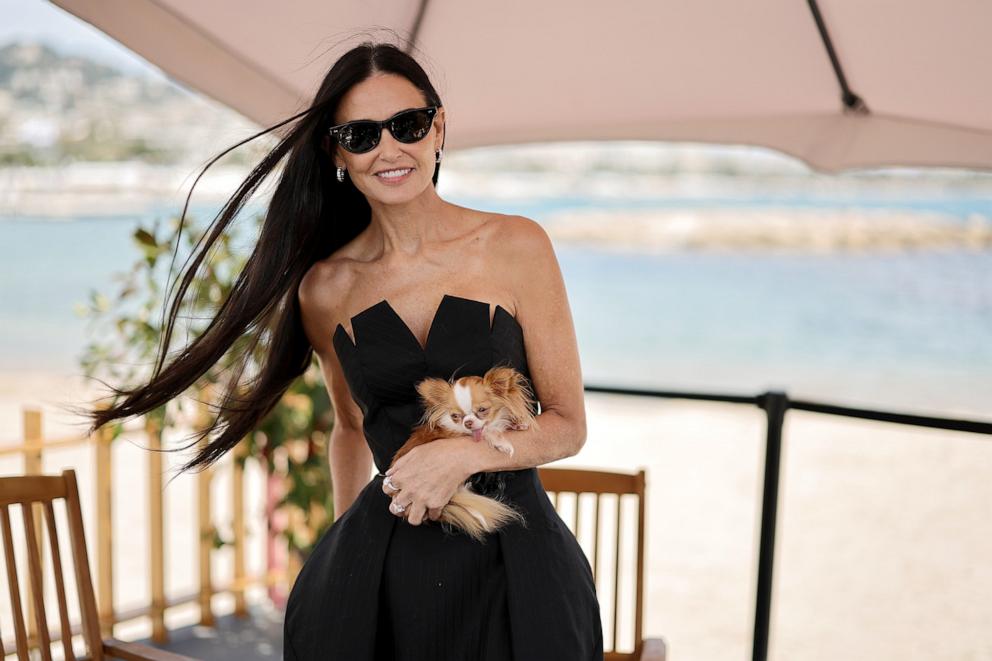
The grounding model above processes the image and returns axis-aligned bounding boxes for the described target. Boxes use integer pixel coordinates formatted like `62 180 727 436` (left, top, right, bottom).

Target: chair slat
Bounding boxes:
570 493 580 535
44 501 77 661
574 493 582 542
63 470 104 661
2 505 30 661
539 468 641 494
613 494 622 653
634 470 646 649
593 493 601 583
22 501 53 660
0 476 66 507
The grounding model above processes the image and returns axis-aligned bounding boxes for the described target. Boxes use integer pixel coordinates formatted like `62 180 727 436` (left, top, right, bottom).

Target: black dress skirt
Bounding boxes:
283 294 604 660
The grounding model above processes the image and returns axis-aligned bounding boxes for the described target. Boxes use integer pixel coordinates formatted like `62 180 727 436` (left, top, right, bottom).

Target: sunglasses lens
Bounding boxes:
339 122 379 153
390 109 434 144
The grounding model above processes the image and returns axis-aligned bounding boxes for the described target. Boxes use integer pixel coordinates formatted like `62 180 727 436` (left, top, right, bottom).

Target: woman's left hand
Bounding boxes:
382 437 476 526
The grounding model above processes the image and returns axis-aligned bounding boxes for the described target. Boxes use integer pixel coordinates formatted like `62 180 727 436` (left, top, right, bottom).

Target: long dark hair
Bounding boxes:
81 39 445 474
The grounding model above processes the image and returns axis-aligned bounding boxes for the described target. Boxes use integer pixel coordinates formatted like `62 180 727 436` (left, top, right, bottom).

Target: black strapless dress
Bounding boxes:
283 294 604 660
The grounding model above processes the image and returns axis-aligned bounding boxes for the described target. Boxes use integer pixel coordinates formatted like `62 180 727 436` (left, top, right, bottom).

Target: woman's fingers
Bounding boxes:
383 442 461 525
382 475 401 496
405 500 428 526
388 491 441 526
389 497 406 516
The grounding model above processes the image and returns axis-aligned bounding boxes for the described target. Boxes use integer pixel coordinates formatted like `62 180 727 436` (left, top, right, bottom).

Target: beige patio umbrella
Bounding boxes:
49 0 992 174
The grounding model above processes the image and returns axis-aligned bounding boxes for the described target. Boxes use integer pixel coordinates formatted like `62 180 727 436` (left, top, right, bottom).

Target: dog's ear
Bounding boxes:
482 367 540 428
483 366 519 397
416 377 450 404
413 378 454 430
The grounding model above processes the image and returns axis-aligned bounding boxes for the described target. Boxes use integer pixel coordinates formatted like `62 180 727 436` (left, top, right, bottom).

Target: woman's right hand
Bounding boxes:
381 437 476 526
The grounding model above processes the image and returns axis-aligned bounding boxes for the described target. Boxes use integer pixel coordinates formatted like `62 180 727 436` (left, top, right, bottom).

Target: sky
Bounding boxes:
0 0 168 79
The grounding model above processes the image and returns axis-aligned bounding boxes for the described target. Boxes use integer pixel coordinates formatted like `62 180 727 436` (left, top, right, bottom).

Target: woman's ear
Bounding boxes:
320 135 344 168
435 107 445 150
320 136 343 167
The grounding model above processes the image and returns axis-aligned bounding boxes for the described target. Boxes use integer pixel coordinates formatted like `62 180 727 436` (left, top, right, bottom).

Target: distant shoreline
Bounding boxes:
542 207 992 252
0 162 251 219
2 162 991 252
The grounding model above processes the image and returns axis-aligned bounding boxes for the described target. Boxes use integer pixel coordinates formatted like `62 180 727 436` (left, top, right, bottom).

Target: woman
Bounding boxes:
86 40 603 660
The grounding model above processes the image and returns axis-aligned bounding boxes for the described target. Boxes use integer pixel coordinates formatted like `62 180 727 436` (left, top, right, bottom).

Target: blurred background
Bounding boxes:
1 1 990 660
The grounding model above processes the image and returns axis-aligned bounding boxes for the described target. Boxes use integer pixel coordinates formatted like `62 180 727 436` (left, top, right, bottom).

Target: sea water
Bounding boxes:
1 193 989 419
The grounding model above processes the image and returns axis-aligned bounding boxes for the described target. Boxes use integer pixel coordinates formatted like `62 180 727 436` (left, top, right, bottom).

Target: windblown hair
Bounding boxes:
81 38 445 475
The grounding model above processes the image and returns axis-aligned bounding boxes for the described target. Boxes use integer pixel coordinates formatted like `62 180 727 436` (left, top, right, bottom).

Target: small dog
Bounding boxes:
388 365 540 541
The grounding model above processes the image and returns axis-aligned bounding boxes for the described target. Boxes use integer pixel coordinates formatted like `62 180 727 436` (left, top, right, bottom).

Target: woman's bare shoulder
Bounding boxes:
465 210 541 251
298 245 363 355
489 214 554 266
472 213 553 317
300 249 357 308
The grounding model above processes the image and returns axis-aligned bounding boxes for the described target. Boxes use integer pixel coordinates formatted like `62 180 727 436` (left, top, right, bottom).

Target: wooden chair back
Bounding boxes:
538 467 662 660
0 468 106 661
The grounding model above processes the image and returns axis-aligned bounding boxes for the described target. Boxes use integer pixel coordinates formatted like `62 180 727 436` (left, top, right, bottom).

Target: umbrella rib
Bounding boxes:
407 0 432 52
806 0 869 115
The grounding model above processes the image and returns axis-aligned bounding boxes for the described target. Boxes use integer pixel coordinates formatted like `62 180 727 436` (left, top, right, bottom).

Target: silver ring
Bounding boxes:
384 476 400 493
390 501 406 514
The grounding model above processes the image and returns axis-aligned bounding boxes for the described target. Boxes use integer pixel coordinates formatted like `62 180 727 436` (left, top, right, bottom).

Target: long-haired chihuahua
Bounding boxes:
388 365 540 541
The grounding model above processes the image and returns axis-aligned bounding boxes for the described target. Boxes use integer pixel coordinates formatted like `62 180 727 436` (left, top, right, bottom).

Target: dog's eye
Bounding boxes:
451 413 462 421
476 407 488 415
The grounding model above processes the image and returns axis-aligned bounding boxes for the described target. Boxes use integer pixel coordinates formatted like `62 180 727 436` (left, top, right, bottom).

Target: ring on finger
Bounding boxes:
384 476 400 493
390 500 406 514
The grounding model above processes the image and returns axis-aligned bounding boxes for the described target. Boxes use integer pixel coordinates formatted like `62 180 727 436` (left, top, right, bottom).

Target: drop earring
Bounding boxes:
435 149 443 163
336 166 346 183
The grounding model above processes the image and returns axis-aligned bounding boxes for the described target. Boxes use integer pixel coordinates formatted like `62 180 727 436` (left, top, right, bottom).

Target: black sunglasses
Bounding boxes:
327 105 439 154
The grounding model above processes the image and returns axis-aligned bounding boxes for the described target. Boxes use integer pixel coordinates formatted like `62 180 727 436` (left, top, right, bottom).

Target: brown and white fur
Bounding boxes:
388 365 540 542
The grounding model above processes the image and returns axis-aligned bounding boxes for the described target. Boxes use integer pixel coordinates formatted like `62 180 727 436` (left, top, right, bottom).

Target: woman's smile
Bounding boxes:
375 167 414 184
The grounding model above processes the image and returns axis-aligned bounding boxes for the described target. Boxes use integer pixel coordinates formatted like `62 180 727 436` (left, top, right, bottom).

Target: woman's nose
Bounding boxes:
377 127 404 154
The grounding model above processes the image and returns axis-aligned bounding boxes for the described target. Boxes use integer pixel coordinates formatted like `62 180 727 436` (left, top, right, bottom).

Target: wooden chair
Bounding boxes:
0 468 196 660
538 467 666 661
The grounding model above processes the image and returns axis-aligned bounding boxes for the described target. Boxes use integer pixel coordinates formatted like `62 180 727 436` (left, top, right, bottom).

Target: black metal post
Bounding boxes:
753 391 789 661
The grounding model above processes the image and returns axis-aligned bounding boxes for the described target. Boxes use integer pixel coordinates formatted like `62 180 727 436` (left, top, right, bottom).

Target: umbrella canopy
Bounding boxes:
50 0 992 173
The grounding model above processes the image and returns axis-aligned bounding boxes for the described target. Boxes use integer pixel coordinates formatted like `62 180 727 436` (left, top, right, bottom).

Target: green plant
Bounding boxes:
75 212 335 561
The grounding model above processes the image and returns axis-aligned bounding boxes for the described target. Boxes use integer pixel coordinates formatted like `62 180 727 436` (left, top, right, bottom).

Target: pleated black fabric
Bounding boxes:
374 516 513 660
284 294 604 661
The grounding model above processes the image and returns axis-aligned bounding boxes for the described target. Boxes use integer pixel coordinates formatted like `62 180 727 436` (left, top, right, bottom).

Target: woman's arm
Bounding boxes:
453 216 587 473
329 425 373 519
298 263 371 520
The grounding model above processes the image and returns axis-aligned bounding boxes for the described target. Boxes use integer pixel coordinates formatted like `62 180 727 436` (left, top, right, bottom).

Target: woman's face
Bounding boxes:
331 73 444 204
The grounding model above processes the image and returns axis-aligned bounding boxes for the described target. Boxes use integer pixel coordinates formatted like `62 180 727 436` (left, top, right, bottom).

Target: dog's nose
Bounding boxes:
464 419 474 429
